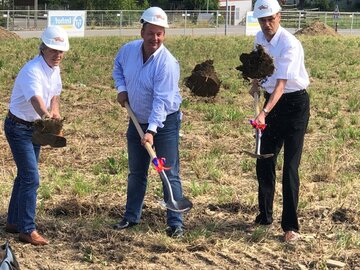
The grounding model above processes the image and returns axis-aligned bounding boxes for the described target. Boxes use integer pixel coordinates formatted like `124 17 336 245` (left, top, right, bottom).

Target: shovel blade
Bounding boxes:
159 171 193 213
242 150 274 159
160 197 193 213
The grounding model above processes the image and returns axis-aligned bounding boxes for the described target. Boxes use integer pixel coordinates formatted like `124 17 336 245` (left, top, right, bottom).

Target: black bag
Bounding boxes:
0 241 20 270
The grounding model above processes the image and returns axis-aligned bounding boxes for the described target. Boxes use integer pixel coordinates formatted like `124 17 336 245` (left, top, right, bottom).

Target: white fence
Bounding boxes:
1 9 360 35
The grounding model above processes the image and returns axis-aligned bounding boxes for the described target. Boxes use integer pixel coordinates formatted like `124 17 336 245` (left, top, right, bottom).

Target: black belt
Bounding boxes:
264 89 306 99
7 111 34 127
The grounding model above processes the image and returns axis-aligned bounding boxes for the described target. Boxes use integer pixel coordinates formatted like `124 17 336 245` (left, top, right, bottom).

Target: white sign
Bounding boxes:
245 11 261 36
47 10 86 37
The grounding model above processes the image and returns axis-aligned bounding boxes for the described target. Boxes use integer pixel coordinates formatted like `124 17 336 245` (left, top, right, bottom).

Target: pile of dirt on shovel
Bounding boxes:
0 27 20 40
295 21 339 36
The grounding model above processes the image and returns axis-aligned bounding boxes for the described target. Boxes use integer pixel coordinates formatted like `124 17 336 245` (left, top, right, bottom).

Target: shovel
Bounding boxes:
242 91 274 159
124 102 193 213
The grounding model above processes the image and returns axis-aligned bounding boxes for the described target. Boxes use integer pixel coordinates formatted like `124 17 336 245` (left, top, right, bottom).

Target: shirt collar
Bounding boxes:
268 25 283 47
141 42 165 62
152 43 164 58
40 55 59 76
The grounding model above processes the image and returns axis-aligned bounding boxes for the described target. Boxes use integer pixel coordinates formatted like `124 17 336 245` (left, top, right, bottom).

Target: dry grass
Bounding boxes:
0 35 359 270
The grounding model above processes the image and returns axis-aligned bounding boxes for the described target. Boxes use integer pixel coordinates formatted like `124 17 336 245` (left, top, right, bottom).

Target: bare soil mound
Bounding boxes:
295 21 339 36
0 27 20 40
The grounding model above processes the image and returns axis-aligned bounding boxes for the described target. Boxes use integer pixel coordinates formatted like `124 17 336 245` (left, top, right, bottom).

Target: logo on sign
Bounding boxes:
74 16 83 29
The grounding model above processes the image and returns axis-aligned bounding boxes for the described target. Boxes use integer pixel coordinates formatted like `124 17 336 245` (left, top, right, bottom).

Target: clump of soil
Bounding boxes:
295 21 339 36
184 59 221 97
0 27 20 39
331 208 357 223
236 44 275 83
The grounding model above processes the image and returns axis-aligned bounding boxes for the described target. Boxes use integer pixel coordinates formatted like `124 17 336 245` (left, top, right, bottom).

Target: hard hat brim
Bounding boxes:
45 43 70 52
140 19 169 28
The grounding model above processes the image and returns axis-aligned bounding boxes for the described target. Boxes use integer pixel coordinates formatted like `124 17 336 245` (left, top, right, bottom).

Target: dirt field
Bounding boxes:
0 25 359 270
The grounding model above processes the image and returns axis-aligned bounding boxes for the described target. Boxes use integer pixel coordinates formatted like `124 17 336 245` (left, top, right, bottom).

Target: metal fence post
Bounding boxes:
27 6 30 29
120 11 123 35
182 11 190 35
6 10 9 30
117 11 122 35
325 12 327 25
225 0 229 36
216 11 219 35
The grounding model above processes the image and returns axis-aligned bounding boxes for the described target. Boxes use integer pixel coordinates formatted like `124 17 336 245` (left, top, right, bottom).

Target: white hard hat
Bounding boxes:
140 7 169 28
253 0 282 18
41 26 69 52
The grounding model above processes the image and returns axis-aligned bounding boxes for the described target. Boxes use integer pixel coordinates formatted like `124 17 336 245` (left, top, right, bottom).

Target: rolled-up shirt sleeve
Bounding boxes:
21 69 43 102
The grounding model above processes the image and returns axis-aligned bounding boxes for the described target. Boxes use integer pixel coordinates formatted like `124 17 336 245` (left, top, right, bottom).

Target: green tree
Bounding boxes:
183 0 219 10
39 0 147 10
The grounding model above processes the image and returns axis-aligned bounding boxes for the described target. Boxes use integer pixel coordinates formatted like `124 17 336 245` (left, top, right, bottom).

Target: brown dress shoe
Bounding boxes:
284 231 300 242
5 223 19 234
19 231 49 246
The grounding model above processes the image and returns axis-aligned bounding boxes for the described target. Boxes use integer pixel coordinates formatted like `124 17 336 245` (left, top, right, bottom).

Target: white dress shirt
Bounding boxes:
9 55 62 122
255 26 310 94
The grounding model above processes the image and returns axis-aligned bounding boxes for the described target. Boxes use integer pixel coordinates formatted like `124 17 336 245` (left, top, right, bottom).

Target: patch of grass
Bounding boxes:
73 174 94 196
97 173 112 185
185 226 214 242
82 245 95 263
216 185 234 204
335 126 360 141
211 123 232 138
93 150 128 175
239 159 255 173
336 230 360 249
189 179 210 197
203 105 244 123
38 184 52 200
249 226 269 243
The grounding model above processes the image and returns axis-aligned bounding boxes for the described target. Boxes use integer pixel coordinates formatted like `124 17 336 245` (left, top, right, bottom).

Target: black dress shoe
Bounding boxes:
112 219 138 230
254 214 273 225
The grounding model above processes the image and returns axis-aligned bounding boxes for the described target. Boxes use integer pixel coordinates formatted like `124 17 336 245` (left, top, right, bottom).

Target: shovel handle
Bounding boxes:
254 91 260 116
124 102 156 160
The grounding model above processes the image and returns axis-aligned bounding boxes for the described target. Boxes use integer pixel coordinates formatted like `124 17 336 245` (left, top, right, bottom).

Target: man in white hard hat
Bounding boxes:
112 7 186 238
249 0 310 242
4 25 69 245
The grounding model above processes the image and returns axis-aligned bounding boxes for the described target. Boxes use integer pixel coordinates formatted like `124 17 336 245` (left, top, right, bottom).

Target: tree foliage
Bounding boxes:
38 0 148 10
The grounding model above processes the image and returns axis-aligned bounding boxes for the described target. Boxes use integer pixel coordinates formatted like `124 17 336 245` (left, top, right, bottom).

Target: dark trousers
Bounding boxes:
256 90 310 232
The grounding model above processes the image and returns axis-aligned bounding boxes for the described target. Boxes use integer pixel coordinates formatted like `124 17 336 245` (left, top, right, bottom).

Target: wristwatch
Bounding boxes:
262 108 269 115
146 130 156 136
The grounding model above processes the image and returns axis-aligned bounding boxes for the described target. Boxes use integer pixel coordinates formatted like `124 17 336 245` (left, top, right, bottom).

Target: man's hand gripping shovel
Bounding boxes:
242 91 274 159
125 102 193 213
